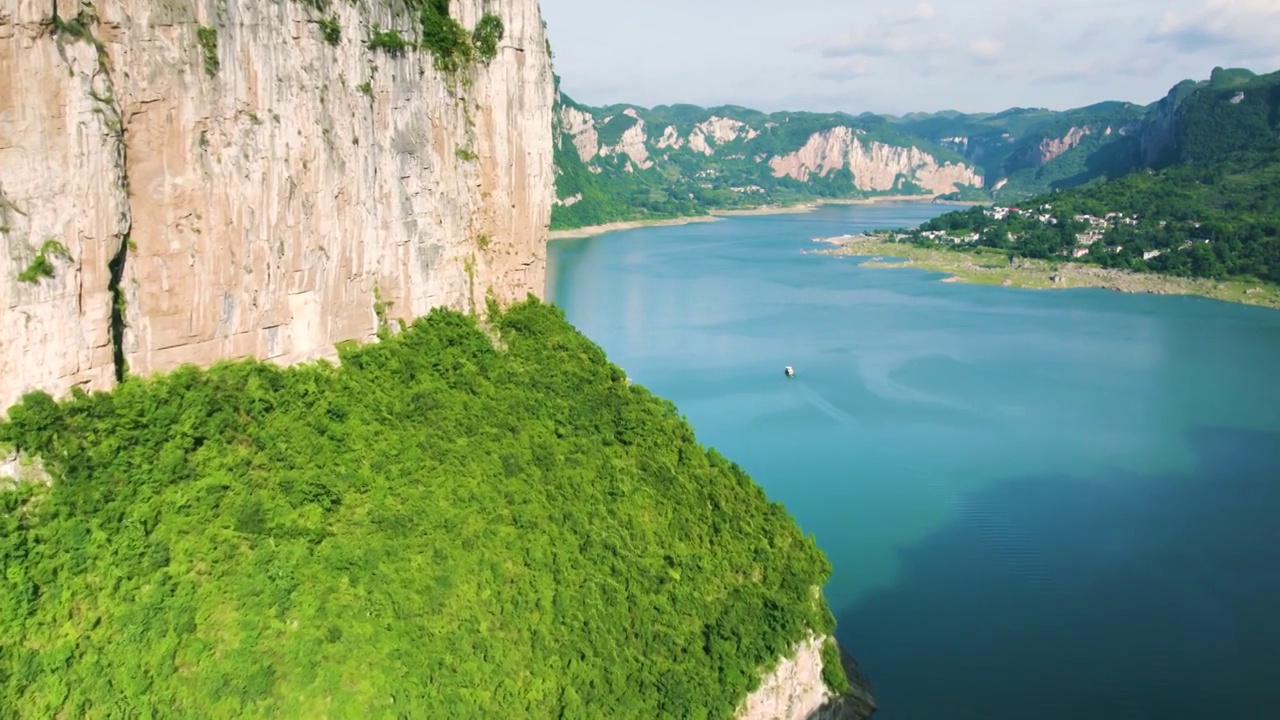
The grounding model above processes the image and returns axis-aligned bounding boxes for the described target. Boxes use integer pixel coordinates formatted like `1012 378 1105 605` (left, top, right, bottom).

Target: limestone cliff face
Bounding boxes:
558 101 598 162
598 108 651 170
687 115 756 155
769 127 982 194
1024 126 1091 166
1139 85 1184 168
553 97 981 202
738 636 877 720
0 0 554 411
655 123 683 149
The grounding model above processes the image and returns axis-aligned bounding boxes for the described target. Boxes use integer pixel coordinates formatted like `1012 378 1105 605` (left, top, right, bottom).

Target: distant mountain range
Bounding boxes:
551 66 1280 230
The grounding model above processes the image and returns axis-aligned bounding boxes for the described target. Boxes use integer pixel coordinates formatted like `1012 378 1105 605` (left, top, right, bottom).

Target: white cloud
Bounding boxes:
815 56 875 82
1035 52 1165 86
968 36 1004 63
880 2 936 24
1148 0 1280 59
816 29 954 59
803 2 1017 83
543 0 1280 117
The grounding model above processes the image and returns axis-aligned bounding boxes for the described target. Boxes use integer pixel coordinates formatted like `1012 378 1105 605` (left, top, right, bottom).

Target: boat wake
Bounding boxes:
791 380 860 428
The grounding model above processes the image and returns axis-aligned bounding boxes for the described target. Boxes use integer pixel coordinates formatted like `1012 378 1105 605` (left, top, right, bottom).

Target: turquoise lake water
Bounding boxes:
547 203 1280 720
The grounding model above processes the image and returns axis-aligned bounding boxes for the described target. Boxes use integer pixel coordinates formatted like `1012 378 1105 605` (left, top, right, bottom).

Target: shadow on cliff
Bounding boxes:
833 426 1280 720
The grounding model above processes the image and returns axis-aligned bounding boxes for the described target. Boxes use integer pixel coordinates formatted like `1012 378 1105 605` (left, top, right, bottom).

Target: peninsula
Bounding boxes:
815 234 1280 309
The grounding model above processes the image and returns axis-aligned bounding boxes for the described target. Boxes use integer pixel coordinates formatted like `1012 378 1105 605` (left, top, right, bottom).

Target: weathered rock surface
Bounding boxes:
769 126 982 195
0 446 49 489
0 0 554 410
738 635 877 720
599 107 652 169
1025 125 1091 166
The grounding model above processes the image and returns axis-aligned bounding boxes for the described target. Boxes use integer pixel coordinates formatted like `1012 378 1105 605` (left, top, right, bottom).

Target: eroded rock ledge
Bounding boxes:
738 635 877 720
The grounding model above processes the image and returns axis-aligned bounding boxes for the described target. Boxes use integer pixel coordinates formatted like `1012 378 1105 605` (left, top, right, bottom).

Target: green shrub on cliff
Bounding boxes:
0 298 843 719
471 13 504 62
196 26 219 77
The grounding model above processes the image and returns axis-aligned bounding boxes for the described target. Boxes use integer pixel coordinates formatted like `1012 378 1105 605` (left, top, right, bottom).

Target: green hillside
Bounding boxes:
551 79 979 230
0 299 846 719
893 101 1148 198
551 66 1280 230
887 67 1280 286
899 149 1280 284
1166 69 1280 166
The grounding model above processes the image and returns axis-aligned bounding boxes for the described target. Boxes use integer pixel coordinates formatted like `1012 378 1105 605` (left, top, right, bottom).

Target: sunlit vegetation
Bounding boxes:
0 298 843 719
364 1 504 73
197 26 219 77
905 150 1280 284
16 239 71 284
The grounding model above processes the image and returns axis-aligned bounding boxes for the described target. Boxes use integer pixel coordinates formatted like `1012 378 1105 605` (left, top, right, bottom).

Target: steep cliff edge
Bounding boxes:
738 635 877 720
0 0 554 411
767 126 981 195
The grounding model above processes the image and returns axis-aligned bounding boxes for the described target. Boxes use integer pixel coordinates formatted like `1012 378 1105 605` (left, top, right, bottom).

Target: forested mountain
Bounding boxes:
0 299 860 719
882 69 1280 285
551 81 981 229
893 101 1149 198
899 151 1280 284
551 67 1280 230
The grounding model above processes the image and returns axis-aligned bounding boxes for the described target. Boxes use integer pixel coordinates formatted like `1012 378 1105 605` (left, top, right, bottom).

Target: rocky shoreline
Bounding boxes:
813 236 1280 310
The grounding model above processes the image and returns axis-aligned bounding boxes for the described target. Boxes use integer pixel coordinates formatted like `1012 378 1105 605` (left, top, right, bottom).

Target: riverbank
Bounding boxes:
547 195 980 240
814 235 1280 309
546 215 723 240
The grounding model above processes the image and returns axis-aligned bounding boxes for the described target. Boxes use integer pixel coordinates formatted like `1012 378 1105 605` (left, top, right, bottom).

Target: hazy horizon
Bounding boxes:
542 0 1280 116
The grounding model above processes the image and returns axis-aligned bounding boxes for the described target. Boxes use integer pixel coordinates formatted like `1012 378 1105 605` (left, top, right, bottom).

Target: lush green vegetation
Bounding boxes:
16 239 71 284
413 1 503 72
550 81 1172 230
0 298 843 719
1167 70 1280 166
197 26 219 77
898 101 1149 197
550 86 979 230
471 13 504 62
316 14 341 46
888 67 1280 199
820 638 851 695
550 66 1280 232
359 2 503 71
901 150 1280 283
417 0 472 71
367 27 410 55
551 114 707 229
50 8 100 47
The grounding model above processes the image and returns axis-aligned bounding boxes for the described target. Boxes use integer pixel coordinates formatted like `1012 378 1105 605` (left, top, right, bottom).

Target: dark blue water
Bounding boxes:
547 203 1280 720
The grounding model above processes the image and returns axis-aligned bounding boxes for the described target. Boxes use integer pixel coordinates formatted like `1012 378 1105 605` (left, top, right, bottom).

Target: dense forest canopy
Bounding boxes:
903 150 1280 283
0 299 844 719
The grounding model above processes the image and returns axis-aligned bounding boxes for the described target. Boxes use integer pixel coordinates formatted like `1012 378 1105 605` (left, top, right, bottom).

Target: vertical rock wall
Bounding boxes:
0 0 554 410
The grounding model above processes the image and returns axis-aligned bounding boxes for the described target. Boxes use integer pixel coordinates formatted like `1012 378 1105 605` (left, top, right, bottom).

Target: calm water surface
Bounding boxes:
547 203 1280 720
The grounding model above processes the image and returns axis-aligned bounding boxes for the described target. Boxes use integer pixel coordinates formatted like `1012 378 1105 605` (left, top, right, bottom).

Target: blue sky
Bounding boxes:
540 0 1280 114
